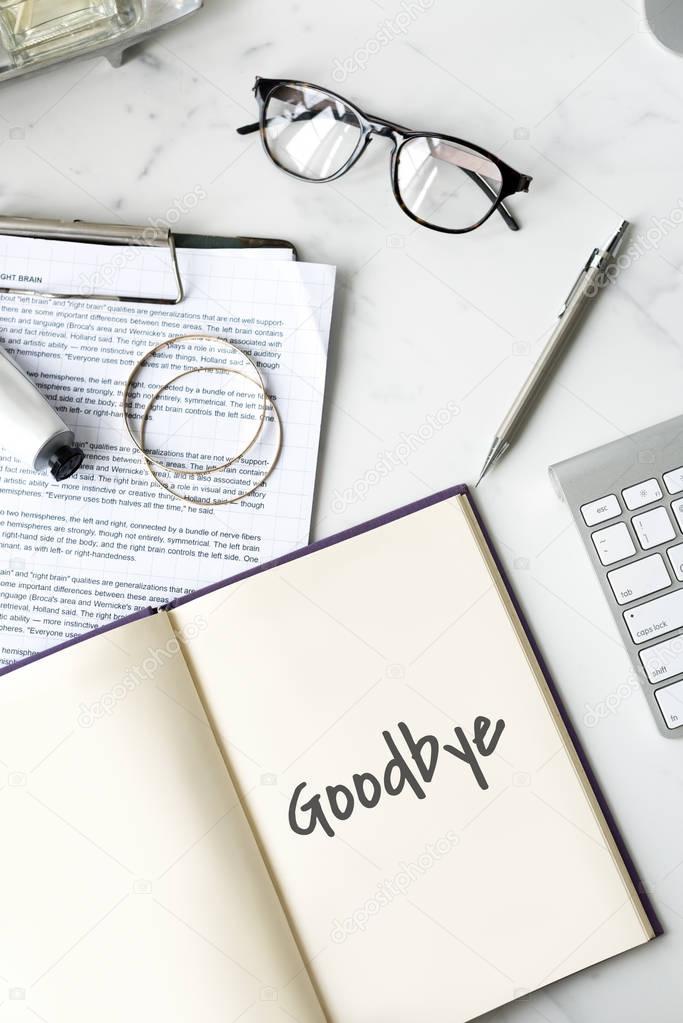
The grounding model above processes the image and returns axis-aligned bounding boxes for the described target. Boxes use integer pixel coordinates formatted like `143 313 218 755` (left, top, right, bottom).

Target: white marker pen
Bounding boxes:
0 343 83 481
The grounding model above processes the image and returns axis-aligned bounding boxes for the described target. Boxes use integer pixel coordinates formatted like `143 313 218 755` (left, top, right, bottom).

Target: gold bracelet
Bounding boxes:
122 334 267 477
139 367 283 508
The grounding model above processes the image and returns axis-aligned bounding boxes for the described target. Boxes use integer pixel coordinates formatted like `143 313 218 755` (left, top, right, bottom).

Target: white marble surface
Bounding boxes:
3 0 683 1019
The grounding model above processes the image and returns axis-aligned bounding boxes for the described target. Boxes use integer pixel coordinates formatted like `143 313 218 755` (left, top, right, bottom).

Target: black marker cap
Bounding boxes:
49 444 84 482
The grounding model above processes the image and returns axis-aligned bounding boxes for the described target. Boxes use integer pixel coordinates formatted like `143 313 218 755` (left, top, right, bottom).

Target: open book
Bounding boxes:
0 485 657 1022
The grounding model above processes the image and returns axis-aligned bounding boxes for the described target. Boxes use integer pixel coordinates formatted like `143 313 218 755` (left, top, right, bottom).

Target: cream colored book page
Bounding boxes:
0 613 325 1023
171 496 651 1023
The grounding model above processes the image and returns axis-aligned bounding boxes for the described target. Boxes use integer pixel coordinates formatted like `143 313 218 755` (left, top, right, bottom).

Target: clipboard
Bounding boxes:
0 217 297 306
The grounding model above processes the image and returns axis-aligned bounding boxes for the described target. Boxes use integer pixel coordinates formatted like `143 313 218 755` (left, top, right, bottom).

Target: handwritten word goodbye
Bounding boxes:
288 716 506 838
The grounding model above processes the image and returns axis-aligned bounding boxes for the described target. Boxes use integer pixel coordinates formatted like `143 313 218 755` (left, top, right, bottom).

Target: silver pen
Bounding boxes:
475 219 629 486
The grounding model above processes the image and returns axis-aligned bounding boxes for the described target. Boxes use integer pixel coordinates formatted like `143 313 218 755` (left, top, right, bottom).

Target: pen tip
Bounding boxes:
475 438 508 488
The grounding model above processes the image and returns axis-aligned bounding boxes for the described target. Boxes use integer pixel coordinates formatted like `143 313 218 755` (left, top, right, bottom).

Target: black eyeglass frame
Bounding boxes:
237 76 533 235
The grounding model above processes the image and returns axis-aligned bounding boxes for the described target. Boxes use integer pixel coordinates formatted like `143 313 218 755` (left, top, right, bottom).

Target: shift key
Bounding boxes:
624 589 683 644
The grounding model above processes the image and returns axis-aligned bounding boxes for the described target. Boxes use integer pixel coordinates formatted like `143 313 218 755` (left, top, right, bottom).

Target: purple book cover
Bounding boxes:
0 482 660 935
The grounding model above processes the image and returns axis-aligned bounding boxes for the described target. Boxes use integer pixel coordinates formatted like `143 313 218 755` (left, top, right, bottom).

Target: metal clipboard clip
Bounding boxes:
0 216 184 305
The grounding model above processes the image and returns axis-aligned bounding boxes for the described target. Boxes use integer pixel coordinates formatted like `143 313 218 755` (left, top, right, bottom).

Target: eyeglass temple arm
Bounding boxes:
235 119 520 231
463 173 519 231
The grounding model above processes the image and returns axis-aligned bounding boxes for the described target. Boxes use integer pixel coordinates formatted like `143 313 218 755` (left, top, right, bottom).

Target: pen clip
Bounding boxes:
558 246 599 317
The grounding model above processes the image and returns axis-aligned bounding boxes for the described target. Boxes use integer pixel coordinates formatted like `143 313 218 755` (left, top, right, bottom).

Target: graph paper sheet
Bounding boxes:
0 237 335 664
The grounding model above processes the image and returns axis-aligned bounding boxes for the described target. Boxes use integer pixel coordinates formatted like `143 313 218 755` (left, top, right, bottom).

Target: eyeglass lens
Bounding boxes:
396 137 503 231
263 84 363 181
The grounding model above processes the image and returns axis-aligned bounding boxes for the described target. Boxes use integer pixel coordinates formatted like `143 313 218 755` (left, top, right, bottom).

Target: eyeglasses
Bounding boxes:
237 77 533 235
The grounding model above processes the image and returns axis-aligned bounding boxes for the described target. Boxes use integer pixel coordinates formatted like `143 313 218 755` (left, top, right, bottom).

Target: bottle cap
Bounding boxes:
49 444 84 481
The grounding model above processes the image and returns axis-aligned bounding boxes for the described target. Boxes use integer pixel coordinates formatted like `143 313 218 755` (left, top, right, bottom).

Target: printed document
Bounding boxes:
0 236 335 664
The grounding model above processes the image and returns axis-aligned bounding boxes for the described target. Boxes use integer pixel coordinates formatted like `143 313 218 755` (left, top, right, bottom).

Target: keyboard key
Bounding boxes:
667 543 683 582
607 554 670 605
640 636 683 683
624 589 683 644
655 679 683 729
632 507 675 550
622 478 663 510
664 467 683 495
581 494 620 526
672 499 683 531
592 522 635 566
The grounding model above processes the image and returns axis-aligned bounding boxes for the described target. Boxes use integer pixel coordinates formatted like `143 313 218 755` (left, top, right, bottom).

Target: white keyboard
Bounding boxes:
551 414 683 738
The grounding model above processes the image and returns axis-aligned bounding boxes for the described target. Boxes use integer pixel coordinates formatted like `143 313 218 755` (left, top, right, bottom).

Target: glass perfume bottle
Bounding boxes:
0 0 142 66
